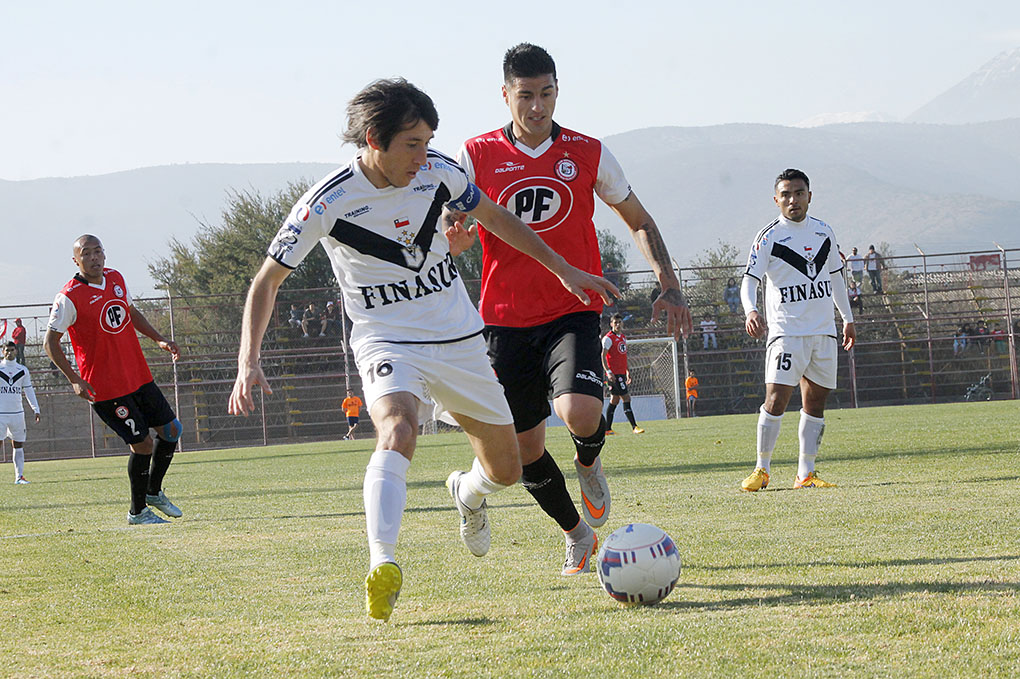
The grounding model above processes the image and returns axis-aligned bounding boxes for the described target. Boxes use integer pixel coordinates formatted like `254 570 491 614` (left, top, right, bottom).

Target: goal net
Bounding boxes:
625 337 682 419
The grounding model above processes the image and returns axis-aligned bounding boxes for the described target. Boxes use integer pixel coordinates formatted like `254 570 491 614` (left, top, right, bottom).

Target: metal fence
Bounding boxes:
3 246 1016 461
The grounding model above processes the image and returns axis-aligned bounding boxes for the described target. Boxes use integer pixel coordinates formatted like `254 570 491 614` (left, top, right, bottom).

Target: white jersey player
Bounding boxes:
1 342 41 484
227 79 616 623
739 169 855 492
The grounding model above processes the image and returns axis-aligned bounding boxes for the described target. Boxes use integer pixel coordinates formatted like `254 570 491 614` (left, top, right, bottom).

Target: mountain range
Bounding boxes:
4 49 1020 315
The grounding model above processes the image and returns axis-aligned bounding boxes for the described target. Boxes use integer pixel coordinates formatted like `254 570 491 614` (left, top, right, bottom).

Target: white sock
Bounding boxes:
364 449 410 570
458 457 508 510
756 406 783 473
798 410 825 479
14 447 25 479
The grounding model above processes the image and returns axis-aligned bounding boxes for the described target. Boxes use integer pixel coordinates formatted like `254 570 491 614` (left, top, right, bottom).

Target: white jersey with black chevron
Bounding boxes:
0 359 39 415
267 150 484 352
743 214 851 341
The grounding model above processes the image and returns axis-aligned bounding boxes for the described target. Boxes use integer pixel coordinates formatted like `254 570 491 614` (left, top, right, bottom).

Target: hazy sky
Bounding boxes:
3 0 1020 180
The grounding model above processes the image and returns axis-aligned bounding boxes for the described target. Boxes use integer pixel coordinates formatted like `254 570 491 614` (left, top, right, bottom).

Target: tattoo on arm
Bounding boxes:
660 287 686 307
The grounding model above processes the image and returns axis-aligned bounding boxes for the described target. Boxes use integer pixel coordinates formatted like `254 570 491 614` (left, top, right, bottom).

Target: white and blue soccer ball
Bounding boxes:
596 523 681 605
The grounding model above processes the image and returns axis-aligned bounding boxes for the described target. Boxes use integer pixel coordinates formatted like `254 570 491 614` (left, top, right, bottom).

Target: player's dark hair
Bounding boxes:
5 341 15 349
343 78 439 150
503 43 557 83
611 313 623 322
774 168 810 190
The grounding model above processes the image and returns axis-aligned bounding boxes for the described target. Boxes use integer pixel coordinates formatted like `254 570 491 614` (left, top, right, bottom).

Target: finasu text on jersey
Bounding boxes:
778 279 833 304
358 253 460 310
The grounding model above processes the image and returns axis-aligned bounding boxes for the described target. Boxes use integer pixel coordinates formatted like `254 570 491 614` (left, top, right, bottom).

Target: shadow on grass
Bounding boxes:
663 577 1020 611
694 553 1020 572
608 441 1017 480
408 617 496 627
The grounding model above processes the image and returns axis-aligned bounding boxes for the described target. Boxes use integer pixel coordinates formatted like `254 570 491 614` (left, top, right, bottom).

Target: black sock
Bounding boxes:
605 402 618 430
148 438 177 495
571 416 606 467
623 403 638 428
128 453 151 515
521 450 580 532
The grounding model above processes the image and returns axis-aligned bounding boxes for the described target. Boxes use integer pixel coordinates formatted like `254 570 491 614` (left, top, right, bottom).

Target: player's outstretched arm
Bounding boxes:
229 258 291 416
608 192 692 339
129 305 180 360
467 195 619 305
44 329 96 401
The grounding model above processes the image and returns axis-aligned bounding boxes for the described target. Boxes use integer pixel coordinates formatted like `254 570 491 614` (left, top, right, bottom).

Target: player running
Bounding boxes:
739 169 856 492
446 43 692 575
1 341 41 484
341 389 363 440
45 235 184 523
227 78 617 622
602 314 644 435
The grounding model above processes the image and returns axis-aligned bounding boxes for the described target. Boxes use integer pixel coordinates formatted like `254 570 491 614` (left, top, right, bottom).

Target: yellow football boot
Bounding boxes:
365 562 402 622
794 471 837 489
740 467 770 492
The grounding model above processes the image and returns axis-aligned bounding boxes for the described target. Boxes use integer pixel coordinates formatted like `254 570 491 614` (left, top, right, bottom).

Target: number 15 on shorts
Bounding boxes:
775 352 792 371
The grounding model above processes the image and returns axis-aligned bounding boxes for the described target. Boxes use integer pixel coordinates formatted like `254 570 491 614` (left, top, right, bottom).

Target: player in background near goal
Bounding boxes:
45 235 184 524
602 314 644 435
1 341 41 484
227 78 617 622
342 389 363 440
739 169 855 492
445 43 692 576
684 368 699 418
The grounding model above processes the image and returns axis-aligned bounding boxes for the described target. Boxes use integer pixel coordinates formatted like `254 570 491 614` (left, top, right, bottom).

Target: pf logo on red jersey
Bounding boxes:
497 177 574 233
100 300 131 334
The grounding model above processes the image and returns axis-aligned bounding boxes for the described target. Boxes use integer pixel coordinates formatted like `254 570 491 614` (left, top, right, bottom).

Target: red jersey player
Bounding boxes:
602 313 643 435
446 43 693 575
45 235 184 525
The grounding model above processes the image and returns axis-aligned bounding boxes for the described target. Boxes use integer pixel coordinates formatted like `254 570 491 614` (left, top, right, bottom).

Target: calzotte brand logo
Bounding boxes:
344 206 371 219
89 294 104 305
497 176 573 233
575 369 602 386
100 300 130 335
494 161 525 174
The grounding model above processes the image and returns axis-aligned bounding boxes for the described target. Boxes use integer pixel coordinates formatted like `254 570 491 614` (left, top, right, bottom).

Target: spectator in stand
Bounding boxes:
847 279 863 314
723 278 740 314
700 313 718 350
846 247 865 285
684 368 699 418
324 301 342 335
953 323 969 357
974 320 989 349
864 245 884 294
301 302 327 338
991 323 1007 354
287 304 303 330
11 319 27 365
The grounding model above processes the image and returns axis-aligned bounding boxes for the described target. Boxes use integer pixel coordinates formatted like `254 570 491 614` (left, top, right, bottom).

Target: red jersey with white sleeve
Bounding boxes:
47 268 153 401
458 123 631 327
602 331 628 374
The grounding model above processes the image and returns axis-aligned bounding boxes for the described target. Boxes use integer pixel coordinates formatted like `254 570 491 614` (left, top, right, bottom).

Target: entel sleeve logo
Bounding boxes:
100 300 131 334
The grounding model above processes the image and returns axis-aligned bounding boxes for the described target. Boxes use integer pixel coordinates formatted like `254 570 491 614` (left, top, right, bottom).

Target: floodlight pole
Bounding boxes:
994 243 1018 399
915 244 935 404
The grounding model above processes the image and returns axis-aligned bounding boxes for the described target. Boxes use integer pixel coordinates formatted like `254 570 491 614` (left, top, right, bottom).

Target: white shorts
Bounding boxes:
0 412 27 442
355 335 514 427
765 335 838 390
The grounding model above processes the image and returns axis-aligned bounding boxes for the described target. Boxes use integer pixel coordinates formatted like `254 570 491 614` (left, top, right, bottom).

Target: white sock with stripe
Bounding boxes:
756 406 783 473
797 410 825 479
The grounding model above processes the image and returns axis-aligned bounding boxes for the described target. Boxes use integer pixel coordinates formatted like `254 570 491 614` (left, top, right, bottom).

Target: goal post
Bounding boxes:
626 337 682 419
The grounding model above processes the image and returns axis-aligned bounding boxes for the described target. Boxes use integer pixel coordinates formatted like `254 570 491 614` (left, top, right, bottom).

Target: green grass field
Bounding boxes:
2 401 1019 678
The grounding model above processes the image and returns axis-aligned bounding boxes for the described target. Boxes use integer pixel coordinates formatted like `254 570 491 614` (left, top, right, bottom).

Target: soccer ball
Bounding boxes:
596 523 681 605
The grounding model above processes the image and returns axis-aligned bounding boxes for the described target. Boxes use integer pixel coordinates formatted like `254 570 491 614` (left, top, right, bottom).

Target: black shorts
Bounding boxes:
484 311 604 433
347 416 359 427
92 381 176 446
608 373 630 397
